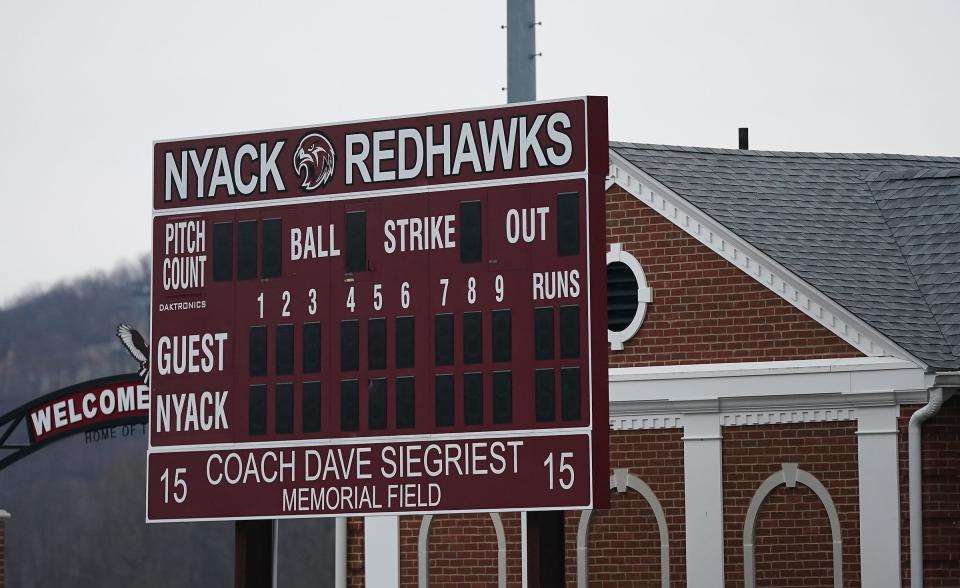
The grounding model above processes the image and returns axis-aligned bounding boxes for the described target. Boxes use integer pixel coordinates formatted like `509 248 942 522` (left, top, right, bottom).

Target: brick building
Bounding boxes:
341 143 960 587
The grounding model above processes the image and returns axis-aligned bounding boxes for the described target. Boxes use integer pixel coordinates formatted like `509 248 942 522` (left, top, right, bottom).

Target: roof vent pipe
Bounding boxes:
739 128 749 150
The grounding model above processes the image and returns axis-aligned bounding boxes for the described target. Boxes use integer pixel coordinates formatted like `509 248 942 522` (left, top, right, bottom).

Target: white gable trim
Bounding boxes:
608 150 925 368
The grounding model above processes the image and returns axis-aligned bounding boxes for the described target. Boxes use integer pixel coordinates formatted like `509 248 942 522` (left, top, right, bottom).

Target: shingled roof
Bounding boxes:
610 142 960 371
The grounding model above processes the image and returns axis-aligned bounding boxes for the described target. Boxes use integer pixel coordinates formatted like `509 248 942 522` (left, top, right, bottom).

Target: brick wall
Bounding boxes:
398 513 521 587
347 517 364 587
751 483 835 586
428 514 497 587
399 516 420 586
899 395 960 587
606 187 861 367
565 429 686 586
722 422 861 587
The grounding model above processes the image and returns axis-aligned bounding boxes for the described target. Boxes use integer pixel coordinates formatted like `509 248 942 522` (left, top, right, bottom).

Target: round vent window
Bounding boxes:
607 261 639 332
606 244 652 350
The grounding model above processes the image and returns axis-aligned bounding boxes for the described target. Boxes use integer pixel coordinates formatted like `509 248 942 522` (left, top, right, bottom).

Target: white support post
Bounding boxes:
365 515 400 588
683 412 725 587
857 406 901 586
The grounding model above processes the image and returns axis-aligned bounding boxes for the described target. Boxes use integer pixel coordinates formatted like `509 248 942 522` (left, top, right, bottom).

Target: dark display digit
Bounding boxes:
340 320 359 372
213 222 233 282
435 374 454 427
535 368 555 422
276 324 294 375
463 311 483 364
459 200 482 263
396 316 415 369
560 367 581 421
340 380 359 432
396 377 415 429
262 218 282 278
249 326 267 377
493 371 513 424
302 381 321 433
368 378 387 430
435 314 454 366
303 323 321 374
559 305 580 359
557 192 579 256
492 310 512 362
237 219 258 280
534 307 555 360
368 318 386 370
248 384 267 435
464 372 483 425
345 211 366 272
275 383 293 434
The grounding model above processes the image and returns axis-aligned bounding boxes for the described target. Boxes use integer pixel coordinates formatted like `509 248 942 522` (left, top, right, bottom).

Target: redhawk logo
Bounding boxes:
295 132 336 190
117 323 150 384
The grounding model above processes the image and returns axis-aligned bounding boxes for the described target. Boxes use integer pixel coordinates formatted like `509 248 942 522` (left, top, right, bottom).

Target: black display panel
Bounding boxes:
276 324 294 376
249 326 267 377
262 218 282 278
238 220 258 280
213 222 233 282
340 320 359 372
249 385 267 435
275 383 293 433
435 374 454 427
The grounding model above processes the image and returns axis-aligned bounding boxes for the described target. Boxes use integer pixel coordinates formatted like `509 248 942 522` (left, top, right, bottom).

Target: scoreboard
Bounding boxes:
147 97 608 522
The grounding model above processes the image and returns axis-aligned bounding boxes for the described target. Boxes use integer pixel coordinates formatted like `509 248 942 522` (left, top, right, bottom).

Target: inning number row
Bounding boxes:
255 275 509 318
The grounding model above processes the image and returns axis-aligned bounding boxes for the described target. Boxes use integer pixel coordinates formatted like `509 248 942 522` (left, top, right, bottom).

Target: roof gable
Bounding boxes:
610 142 960 370
605 187 861 367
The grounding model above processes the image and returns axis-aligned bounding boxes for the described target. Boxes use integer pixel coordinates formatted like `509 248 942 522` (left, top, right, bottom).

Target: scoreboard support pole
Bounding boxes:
235 520 274 588
335 518 348 588
526 511 566 586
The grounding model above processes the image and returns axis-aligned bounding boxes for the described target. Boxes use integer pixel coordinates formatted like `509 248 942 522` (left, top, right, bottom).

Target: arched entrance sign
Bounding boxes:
0 373 146 471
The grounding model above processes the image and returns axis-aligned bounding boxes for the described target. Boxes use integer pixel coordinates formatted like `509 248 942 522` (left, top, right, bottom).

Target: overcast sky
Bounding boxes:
2 0 958 307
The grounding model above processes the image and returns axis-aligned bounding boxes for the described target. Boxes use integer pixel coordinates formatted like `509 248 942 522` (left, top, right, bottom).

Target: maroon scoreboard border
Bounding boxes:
148 97 609 522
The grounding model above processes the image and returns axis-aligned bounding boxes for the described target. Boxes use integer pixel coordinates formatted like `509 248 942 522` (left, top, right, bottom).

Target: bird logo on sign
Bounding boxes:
116 324 150 384
295 132 336 190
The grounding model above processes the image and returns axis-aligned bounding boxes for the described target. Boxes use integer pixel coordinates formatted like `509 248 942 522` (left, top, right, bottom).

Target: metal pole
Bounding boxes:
235 520 274 588
334 518 347 588
271 520 279 588
507 0 537 103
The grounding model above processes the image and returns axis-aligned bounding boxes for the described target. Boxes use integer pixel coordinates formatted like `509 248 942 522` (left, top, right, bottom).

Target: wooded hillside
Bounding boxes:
0 257 333 586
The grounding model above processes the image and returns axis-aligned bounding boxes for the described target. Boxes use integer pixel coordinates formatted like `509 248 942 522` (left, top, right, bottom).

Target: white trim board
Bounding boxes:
606 152 925 369
610 357 925 404
607 358 928 430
